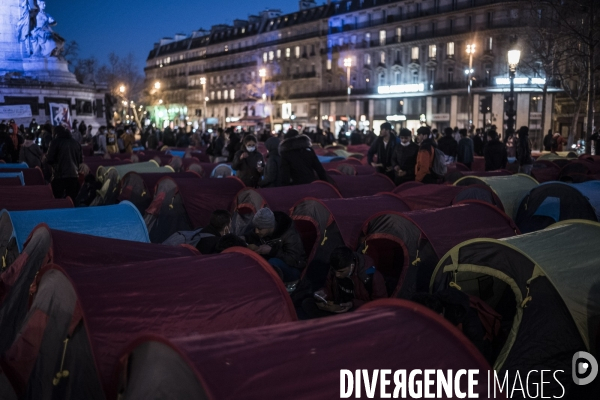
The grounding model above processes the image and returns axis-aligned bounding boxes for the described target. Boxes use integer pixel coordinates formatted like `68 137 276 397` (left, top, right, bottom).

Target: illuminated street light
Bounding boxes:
119 84 126 94
259 68 267 78
506 48 522 135
465 43 476 127
200 77 207 131
154 81 161 90
344 57 352 130
159 99 163 104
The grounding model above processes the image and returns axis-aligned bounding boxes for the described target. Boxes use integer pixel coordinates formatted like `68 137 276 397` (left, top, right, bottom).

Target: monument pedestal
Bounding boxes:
22 57 79 84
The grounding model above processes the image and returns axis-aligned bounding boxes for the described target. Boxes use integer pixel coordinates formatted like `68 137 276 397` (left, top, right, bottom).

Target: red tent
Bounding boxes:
0 177 22 186
532 161 561 183
292 194 410 289
361 202 518 297
232 182 341 234
118 171 201 214
392 183 501 210
2 248 296 399
0 168 46 186
1 186 72 211
145 176 245 242
0 224 199 356
330 173 395 197
117 299 490 400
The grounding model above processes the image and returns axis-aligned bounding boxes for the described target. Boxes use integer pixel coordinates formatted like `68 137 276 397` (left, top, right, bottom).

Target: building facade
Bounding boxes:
144 0 560 149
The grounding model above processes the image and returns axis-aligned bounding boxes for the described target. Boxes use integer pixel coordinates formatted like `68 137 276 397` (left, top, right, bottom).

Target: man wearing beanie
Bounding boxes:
246 207 306 282
391 128 419 185
367 122 397 180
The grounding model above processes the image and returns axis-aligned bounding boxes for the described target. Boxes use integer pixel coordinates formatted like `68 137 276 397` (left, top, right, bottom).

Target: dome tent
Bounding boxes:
430 220 600 399
515 181 600 233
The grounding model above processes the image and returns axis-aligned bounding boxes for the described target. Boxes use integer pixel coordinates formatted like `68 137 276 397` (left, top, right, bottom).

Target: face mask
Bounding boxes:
400 141 411 147
246 145 256 152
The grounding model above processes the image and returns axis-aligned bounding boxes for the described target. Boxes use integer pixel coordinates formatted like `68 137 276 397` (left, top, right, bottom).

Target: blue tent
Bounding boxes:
0 163 28 169
0 201 149 252
0 172 24 185
317 155 345 163
165 150 186 158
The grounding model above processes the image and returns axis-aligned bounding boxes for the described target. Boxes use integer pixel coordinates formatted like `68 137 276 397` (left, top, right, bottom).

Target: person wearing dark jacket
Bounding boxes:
301 246 387 318
367 122 397 180
0 124 16 163
195 210 232 255
457 129 475 169
19 131 44 168
46 126 82 200
543 129 554 151
246 208 306 282
258 136 282 188
232 134 264 187
279 129 331 186
437 127 458 163
391 128 419 185
473 129 484 156
516 126 533 175
483 130 508 171
415 126 439 183
226 129 241 163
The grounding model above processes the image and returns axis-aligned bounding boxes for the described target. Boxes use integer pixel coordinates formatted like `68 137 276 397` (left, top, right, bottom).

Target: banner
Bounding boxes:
0 105 32 120
49 103 72 129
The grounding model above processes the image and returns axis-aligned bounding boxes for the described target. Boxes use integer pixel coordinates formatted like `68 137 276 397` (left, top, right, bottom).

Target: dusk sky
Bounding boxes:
48 0 304 71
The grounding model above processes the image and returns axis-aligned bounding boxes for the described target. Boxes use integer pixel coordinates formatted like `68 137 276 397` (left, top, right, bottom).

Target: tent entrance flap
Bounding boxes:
364 235 407 297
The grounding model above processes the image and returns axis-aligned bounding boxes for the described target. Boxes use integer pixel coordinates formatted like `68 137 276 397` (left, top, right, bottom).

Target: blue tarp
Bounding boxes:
0 201 149 252
0 163 28 169
317 155 345 163
166 150 186 158
0 172 24 185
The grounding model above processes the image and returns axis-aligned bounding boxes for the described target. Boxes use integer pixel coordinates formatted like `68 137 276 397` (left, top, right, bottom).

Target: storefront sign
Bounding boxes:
378 83 425 94
431 113 450 122
495 77 546 85
386 115 407 121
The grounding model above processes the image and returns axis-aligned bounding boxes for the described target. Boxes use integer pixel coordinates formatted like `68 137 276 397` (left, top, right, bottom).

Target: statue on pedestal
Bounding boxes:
18 0 64 58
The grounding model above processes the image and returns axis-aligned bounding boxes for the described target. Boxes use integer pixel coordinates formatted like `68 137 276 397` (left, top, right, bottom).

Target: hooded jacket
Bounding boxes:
367 134 397 172
391 141 419 179
279 134 330 186
457 137 474 165
484 139 508 171
46 129 82 179
259 137 282 188
246 211 306 269
323 253 387 308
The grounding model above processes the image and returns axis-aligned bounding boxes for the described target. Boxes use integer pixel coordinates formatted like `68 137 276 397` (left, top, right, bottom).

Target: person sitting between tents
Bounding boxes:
195 210 232 255
302 246 387 318
246 208 306 282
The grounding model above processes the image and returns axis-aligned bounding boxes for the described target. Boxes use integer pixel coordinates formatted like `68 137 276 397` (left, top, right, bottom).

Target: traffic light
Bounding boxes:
479 97 492 114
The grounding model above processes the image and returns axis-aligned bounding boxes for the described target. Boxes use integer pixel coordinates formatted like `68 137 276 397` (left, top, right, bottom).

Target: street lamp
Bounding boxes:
344 57 352 131
465 43 475 128
154 81 161 90
119 84 126 94
506 48 521 136
200 77 207 131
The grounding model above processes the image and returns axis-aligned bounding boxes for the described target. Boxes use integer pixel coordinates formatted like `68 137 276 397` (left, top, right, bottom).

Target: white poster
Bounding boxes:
49 103 72 129
0 105 32 120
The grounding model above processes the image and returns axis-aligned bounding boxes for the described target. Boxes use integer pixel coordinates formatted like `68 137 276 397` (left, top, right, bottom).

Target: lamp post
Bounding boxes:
507 49 521 136
200 77 207 131
259 68 270 127
344 57 352 131
465 44 475 128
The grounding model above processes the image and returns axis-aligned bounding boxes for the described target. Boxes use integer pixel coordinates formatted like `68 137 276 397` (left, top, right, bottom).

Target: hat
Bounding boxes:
380 122 392 131
253 208 276 230
399 128 411 137
285 129 299 139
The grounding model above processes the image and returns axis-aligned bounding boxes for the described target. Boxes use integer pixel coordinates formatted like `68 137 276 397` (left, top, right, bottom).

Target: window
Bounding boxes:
210 91 215 100
364 53 371 65
312 64 316 73
379 72 386 86
447 68 454 82
380 51 386 64
230 89 235 100
396 27 402 43
277 49 281 59
447 42 455 57
224 45 228 52
351 35 356 44
295 46 300 58
327 59 332 70
428 69 435 85
365 33 371 46
411 46 419 60
217 91 221 100
268 51 274 61
263 52 268 63
379 30 386 46
394 70 401 85
412 70 419 84
224 90 228 100
395 50 401 63
338 37 344 46
487 37 493 51
428 45 436 59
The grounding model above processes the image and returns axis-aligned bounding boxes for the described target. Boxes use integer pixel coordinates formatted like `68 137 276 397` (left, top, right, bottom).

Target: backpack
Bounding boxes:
162 227 215 247
431 148 448 176
106 132 116 146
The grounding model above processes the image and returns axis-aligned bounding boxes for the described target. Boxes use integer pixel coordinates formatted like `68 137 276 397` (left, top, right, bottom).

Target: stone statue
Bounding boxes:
18 0 64 58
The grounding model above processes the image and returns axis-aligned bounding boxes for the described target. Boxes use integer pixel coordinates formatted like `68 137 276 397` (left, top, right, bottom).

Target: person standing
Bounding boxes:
19 131 44 168
232 134 264 187
484 130 508 171
105 125 119 154
516 126 533 175
391 128 419 185
473 129 484 156
0 123 16 163
258 136 282 188
457 128 475 169
543 129 554 151
280 129 331 186
46 126 82 200
415 126 439 183
437 127 458 164
367 122 397 180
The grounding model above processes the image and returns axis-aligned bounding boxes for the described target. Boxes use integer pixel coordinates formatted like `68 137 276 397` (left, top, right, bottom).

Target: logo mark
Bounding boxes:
572 351 598 385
